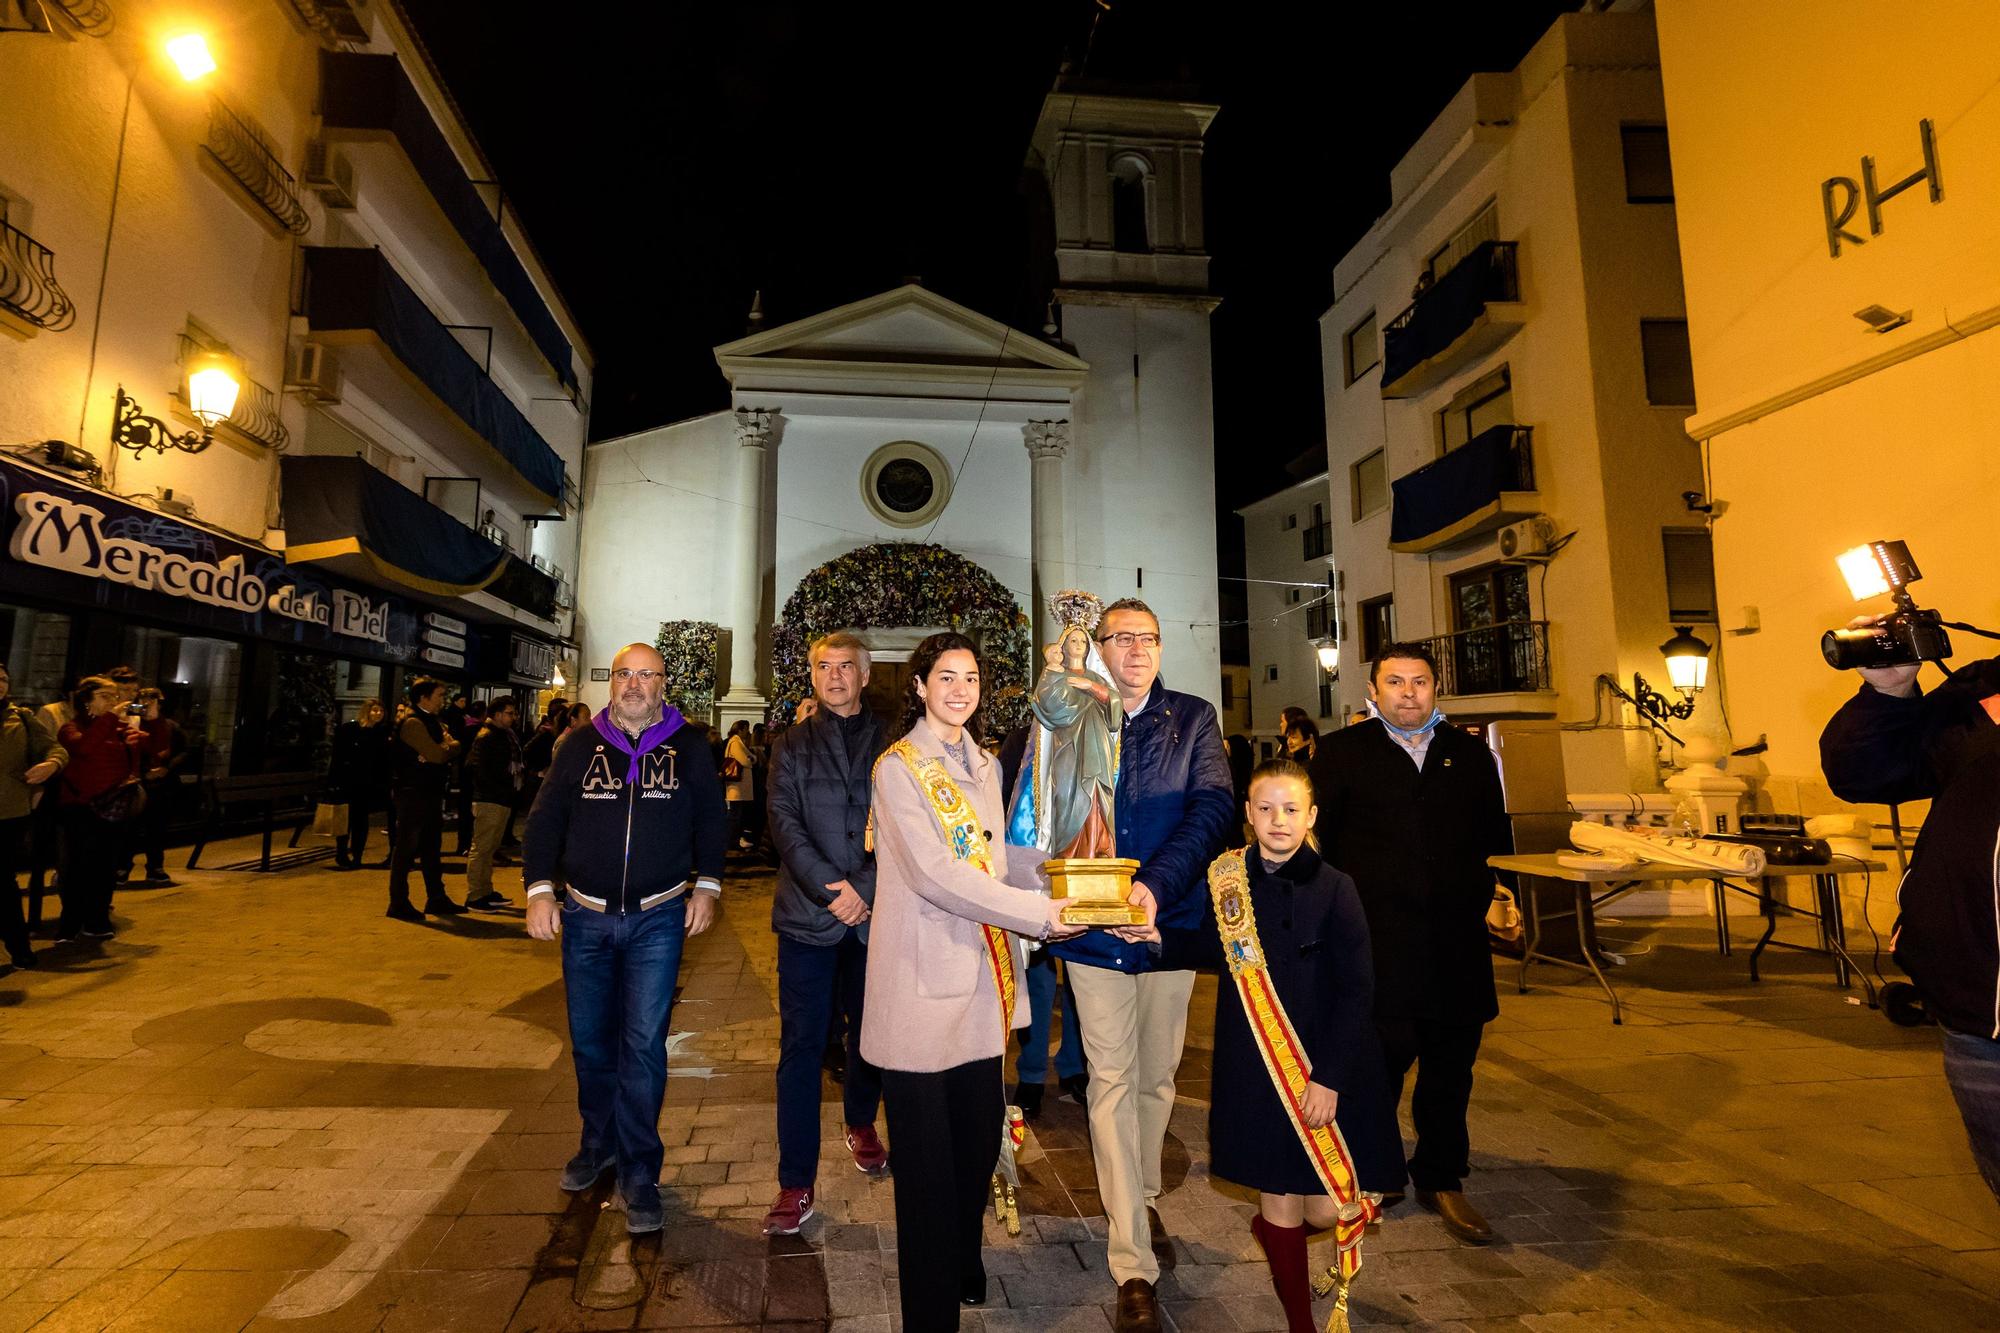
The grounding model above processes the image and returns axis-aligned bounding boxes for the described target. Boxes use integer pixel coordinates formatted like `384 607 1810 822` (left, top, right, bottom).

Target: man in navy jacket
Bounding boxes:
523 643 726 1235
1048 598 1233 1331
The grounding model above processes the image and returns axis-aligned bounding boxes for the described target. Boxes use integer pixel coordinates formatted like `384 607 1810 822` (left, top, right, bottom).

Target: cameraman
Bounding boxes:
1820 619 2000 1201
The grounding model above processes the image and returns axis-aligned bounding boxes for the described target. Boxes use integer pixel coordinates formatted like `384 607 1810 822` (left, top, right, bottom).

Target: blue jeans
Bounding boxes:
1942 1027 2000 1202
560 893 688 1206
777 929 881 1189
1016 955 1085 1086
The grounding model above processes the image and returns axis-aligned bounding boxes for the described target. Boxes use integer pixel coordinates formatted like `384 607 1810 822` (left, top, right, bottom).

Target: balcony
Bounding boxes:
202 97 310 235
279 454 557 622
1419 619 1556 716
299 246 566 510
1380 240 1523 398
282 0 369 43
1302 520 1331 561
0 218 77 335
1388 424 1538 554
317 51 575 389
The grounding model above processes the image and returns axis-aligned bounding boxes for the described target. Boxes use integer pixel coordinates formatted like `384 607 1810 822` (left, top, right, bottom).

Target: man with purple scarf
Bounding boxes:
524 642 727 1234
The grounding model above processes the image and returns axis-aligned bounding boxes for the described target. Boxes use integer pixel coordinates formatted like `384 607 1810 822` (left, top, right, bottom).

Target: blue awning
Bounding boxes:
301 246 566 506
282 455 508 596
318 50 575 391
1389 424 1536 552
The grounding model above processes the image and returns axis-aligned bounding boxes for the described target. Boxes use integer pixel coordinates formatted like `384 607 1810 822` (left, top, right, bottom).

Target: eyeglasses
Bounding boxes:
611 668 664 683
1097 632 1161 650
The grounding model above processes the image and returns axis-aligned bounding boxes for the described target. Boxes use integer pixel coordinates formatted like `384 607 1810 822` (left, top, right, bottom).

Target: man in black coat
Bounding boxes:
1307 642 1512 1244
760 632 890 1238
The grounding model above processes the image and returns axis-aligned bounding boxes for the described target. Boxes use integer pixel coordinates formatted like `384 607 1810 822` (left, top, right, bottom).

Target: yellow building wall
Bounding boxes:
1658 0 2000 919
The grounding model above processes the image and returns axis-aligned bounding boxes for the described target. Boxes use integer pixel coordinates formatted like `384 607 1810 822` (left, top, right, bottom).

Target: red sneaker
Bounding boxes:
845 1124 890 1177
762 1186 815 1236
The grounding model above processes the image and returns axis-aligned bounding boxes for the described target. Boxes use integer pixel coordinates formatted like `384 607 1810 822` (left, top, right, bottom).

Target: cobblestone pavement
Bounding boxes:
0 839 1997 1331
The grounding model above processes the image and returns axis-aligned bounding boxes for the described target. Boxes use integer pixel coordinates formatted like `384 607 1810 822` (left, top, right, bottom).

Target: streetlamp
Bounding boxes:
165 33 217 82
112 354 242 456
1313 635 1339 676
1632 625 1711 724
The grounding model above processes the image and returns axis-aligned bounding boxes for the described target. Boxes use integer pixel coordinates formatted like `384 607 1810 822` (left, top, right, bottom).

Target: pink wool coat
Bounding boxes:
859 717 1053 1074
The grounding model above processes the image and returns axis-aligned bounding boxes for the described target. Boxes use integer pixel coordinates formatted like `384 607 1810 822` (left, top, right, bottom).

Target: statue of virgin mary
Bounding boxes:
1007 590 1121 860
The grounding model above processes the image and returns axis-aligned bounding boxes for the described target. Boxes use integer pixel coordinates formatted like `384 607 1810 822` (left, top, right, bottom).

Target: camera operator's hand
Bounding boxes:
1847 616 1921 697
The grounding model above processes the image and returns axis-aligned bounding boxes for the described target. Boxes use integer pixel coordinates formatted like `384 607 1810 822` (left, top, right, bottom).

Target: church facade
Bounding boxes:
575 88 1223 726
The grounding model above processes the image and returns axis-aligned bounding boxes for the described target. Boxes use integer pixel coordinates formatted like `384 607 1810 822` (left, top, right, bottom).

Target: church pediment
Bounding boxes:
714 285 1088 390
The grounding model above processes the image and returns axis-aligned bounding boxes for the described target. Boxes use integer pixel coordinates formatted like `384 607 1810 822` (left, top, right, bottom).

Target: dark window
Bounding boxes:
1222 674 1236 709
1350 450 1388 520
1622 126 1674 203
1344 310 1379 384
1283 512 1297 531
1641 319 1696 407
874 458 936 514
1359 594 1394 663
1663 528 1718 622
1111 156 1151 254
1447 565 1535 695
1264 665 1278 683
1317 672 1334 719
1436 365 1513 453
1426 201 1498 282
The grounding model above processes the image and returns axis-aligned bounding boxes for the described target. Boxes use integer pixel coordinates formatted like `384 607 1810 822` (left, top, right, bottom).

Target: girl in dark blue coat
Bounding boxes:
1142 758 1404 1331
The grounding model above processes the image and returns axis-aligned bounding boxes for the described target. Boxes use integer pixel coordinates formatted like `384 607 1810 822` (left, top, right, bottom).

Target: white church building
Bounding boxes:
575 87 1224 728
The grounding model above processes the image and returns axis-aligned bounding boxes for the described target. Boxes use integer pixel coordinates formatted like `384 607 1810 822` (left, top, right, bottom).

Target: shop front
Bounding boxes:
0 451 424 786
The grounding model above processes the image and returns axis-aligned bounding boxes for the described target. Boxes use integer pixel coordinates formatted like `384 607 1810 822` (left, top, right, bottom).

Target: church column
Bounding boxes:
1025 420 1071 650
716 408 773 729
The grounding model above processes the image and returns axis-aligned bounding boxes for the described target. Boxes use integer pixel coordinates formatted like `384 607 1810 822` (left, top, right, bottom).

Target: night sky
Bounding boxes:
403 0 1575 653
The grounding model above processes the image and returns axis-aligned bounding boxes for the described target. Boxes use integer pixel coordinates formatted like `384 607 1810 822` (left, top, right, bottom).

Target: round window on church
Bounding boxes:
861 441 952 528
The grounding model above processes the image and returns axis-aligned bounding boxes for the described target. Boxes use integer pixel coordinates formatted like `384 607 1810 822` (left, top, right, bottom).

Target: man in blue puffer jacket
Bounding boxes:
1048 598 1234 1330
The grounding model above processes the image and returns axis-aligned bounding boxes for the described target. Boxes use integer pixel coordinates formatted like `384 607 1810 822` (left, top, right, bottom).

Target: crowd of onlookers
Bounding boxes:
0 662 186 971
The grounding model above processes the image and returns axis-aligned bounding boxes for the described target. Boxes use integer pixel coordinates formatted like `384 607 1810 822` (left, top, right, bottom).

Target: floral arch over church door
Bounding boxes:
768 542 1034 732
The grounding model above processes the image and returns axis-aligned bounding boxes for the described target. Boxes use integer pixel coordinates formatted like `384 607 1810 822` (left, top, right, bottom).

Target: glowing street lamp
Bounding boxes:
111 355 242 456
184 353 242 430
1633 625 1712 724
165 33 217 82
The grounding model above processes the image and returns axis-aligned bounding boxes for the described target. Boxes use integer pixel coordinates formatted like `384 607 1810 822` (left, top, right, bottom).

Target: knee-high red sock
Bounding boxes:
1250 1214 1316 1333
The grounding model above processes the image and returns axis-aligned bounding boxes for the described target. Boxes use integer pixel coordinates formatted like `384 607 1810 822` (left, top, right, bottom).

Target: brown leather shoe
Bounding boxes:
1115 1277 1161 1332
1146 1205 1177 1271
1415 1188 1493 1244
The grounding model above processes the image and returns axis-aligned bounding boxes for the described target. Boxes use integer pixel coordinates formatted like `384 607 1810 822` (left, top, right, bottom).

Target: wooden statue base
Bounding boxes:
1042 857 1147 927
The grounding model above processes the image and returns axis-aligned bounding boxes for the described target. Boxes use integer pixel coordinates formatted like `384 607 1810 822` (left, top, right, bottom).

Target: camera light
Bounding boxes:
1837 545 1891 601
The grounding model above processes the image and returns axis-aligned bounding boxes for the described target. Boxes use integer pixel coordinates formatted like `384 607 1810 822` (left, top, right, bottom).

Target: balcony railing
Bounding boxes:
0 219 77 332
1304 601 1332 640
1388 424 1537 553
203 97 310 235
283 0 369 43
1381 240 1521 396
1419 619 1552 699
1302 520 1331 561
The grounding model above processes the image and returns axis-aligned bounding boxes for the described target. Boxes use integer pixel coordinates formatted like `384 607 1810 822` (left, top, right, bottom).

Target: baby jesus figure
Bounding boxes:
1031 623 1122 860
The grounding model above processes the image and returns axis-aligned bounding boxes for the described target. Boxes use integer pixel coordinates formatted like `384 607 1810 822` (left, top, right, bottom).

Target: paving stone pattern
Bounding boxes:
0 838 1996 1330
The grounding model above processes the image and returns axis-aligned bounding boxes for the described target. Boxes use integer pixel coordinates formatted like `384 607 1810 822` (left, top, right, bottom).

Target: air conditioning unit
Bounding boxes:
285 341 344 403
1497 515 1556 560
301 140 358 210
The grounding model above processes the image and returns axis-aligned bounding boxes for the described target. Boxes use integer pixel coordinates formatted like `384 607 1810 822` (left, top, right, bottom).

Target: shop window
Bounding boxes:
1622 126 1674 203
0 604 71 709
1641 319 1696 407
123 626 241 779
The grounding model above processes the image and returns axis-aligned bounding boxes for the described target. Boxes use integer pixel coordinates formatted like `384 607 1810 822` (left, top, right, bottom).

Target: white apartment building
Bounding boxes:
1656 0 2000 818
1237 468 1338 737
1316 4 1709 793
0 0 590 775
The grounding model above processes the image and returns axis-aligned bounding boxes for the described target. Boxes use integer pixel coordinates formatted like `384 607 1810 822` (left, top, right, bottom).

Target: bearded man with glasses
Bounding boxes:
1045 598 1234 1332
523 643 727 1234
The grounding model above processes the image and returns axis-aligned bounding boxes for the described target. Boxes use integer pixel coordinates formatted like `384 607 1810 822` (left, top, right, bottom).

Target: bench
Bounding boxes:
185 772 323 872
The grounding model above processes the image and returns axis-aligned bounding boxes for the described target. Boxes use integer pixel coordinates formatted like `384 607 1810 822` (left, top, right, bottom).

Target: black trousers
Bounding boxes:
880 1055 1002 1331
26 797 59 924
0 815 29 959
1376 1017 1484 1192
387 786 447 909
55 805 116 936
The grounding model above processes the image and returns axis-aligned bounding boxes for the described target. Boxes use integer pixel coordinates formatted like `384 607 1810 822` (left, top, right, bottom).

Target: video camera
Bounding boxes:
1821 540 1953 670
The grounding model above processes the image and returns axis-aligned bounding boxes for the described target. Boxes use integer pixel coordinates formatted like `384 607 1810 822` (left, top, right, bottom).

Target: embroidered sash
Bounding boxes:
1210 847 1374 1328
887 739 1016 1039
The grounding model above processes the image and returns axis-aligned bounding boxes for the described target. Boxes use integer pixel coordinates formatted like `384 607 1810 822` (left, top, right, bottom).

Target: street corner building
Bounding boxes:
0 0 590 784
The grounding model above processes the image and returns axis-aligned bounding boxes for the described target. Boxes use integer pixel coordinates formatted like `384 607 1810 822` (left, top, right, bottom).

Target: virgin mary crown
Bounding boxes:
1049 589 1103 636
